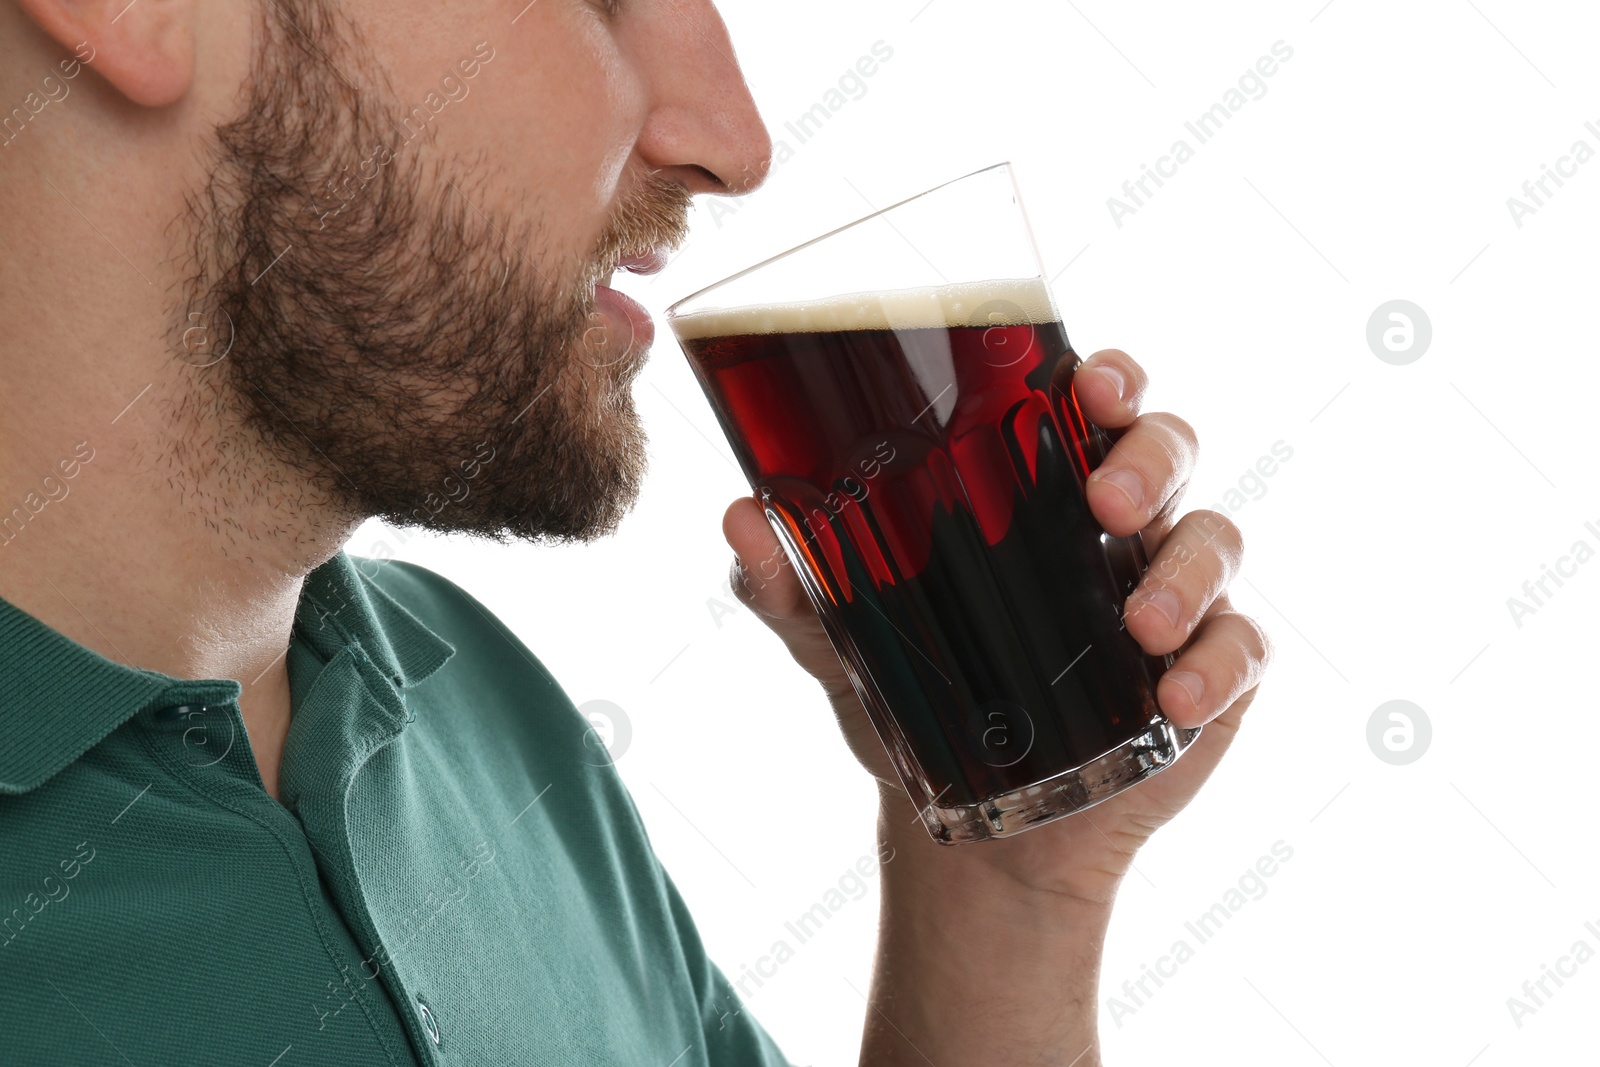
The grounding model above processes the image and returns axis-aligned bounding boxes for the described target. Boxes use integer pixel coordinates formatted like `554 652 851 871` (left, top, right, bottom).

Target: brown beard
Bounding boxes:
171 0 690 547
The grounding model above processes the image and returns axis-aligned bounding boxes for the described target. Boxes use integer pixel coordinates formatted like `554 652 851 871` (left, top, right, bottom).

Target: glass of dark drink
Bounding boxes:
667 162 1199 845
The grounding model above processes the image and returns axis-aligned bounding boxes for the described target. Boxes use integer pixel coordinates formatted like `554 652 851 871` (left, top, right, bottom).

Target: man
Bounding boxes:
0 0 1270 1063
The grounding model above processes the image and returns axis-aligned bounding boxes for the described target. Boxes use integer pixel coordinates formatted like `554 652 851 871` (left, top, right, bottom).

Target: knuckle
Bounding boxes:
1133 413 1198 479
1237 612 1273 668
1257 621 1276 671
1148 411 1198 453
1089 348 1149 395
1186 508 1244 560
1114 349 1148 381
728 557 755 600
1089 347 1131 366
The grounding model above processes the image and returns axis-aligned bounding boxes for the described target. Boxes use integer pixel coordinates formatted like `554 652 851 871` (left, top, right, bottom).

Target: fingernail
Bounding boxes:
1093 364 1126 401
1165 670 1205 711
1094 468 1145 510
1135 587 1182 629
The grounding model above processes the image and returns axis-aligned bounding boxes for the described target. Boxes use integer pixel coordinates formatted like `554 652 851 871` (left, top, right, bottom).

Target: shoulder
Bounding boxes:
351 554 660 886
354 554 561 688
346 552 611 769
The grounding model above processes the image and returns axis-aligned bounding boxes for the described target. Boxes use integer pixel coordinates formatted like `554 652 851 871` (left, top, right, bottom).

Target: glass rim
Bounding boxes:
665 160 1026 321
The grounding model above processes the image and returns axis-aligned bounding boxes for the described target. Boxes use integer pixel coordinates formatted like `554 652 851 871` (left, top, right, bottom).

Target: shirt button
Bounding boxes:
154 703 203 723
417 997 440 1047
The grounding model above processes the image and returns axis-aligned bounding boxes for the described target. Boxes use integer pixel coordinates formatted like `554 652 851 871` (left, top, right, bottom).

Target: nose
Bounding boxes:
630 0 774 198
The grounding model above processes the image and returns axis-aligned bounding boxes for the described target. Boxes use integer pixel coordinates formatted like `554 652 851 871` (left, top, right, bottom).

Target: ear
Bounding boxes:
13 0 196 108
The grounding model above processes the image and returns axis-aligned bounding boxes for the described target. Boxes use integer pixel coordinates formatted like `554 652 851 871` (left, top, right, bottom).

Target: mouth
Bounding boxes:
583 246 671 361
575 239 678 373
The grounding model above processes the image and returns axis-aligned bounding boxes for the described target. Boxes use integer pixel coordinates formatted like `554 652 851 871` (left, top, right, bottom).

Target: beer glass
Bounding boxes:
667 163 1199 844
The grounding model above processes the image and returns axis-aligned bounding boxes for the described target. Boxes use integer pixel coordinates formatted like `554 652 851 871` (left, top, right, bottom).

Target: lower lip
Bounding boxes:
593 284 656 352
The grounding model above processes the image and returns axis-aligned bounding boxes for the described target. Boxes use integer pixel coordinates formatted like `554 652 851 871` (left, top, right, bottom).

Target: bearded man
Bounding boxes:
0 2 1270 1063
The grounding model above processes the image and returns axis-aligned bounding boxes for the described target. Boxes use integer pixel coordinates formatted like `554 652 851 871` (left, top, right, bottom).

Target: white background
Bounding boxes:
360 2 1600 1063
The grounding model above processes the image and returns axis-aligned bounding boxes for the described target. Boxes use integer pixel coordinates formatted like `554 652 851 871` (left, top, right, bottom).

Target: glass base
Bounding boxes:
919 721 1202 845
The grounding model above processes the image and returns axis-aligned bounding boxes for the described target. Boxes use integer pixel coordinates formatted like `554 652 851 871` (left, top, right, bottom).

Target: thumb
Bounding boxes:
721 496 807 620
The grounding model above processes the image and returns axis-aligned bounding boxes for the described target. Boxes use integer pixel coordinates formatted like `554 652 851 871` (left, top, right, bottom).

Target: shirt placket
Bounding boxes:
136 683 421 1066
284 639 444 1067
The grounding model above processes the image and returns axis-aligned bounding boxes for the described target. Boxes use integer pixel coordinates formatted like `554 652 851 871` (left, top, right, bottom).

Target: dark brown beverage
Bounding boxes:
676 281 1177 838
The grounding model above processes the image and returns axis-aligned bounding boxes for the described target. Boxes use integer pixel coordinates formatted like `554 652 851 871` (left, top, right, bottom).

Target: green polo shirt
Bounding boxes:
0 550 794 1066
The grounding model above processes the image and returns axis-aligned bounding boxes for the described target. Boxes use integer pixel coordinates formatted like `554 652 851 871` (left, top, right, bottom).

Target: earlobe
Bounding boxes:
13 0 196 109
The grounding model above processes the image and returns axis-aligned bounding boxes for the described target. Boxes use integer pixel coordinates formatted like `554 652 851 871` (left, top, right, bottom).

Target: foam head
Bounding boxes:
669 277 1057 340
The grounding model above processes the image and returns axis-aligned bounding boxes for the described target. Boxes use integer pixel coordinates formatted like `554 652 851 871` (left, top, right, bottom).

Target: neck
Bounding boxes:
0 1 357 689
0 338 357 688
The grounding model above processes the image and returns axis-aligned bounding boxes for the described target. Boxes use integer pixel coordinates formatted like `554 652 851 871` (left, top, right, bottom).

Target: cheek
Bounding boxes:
588 55 642 199
503 22 645 242
348 1 648 287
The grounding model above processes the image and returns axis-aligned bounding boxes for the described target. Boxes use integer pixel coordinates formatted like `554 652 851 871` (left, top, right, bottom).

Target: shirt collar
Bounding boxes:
0 550 455 796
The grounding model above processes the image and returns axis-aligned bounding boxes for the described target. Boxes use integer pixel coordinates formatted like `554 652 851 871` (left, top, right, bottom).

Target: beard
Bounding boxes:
173 0 690 547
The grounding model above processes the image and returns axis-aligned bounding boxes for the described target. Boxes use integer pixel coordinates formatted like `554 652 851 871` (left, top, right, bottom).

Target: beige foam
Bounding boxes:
670 277 1057 340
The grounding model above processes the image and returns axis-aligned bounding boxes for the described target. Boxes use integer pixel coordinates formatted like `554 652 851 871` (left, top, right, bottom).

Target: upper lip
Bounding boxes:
614 248 670 277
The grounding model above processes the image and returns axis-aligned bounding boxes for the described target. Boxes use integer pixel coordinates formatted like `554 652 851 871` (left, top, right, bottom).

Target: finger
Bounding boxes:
722 496 806 620
1123 509 1244 656
1084 411 1199 538
1073 349 1150 429
1156 606 1274 729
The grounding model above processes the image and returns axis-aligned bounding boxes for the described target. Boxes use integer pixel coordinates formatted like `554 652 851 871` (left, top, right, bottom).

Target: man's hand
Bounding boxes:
721 348 1273 1063
722 348 1272 894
